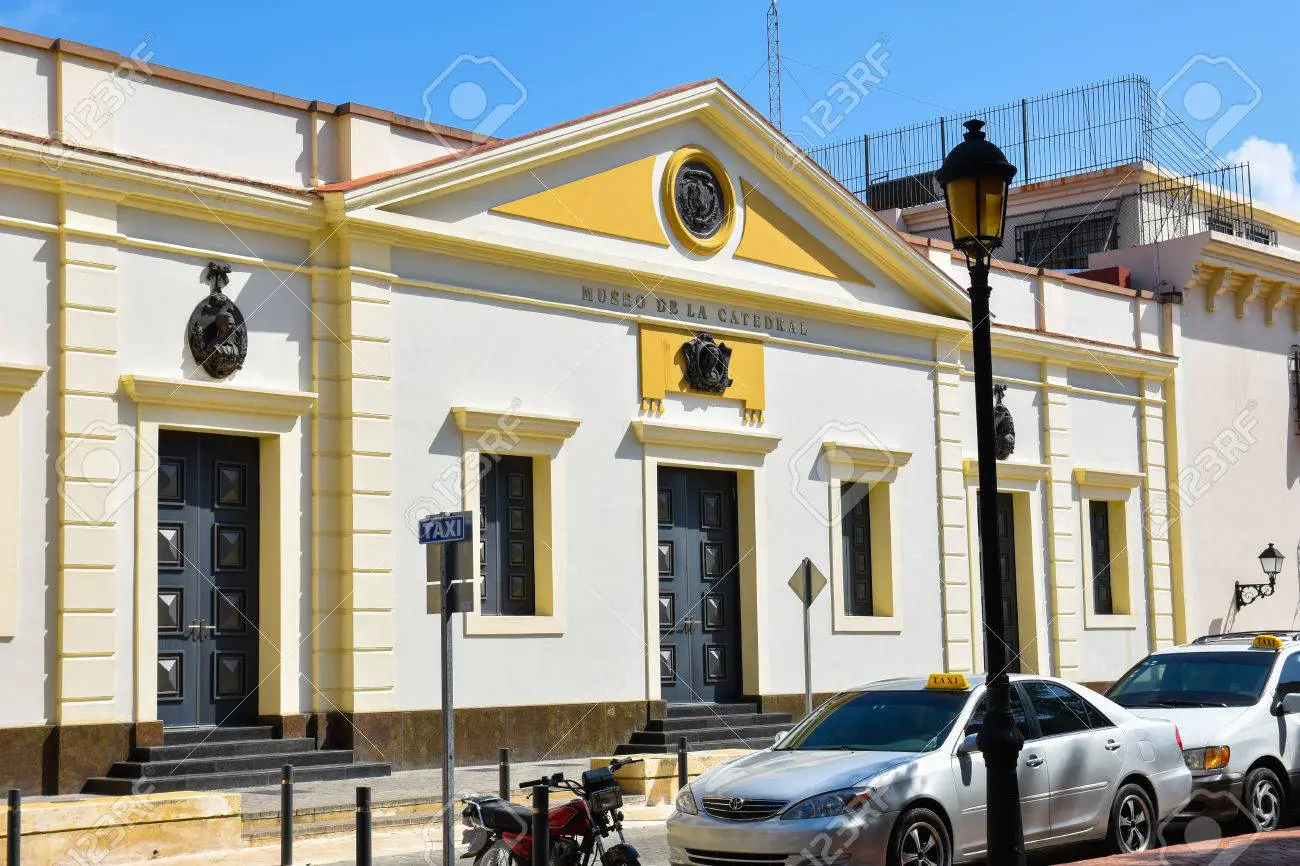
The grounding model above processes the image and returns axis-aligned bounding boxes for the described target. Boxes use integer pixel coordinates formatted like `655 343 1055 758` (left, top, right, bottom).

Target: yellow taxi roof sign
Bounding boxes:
926 673 971 690
1252 634 1285 650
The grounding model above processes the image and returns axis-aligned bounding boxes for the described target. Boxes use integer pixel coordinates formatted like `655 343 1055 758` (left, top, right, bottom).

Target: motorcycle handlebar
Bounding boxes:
518 772 565 791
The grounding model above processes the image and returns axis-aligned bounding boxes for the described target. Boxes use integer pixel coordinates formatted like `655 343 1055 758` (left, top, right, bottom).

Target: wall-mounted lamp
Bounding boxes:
1235 543 1285 608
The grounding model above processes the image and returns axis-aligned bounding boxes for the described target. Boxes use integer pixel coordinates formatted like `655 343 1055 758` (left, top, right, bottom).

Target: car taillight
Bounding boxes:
1175 725 1183 750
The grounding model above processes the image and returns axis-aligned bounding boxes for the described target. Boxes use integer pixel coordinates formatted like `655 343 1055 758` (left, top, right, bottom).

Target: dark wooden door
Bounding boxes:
656 468 741 703
156 431 260 727
978 491 1021 675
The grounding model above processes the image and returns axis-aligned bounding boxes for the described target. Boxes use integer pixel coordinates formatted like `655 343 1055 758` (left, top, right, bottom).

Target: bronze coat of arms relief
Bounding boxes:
992 383 1016 460
661 146 735 255
186 261 248 380
682 333 734 394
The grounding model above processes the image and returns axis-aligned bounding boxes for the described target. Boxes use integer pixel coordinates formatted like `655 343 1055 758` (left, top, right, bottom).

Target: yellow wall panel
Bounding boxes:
638 323 764 418
735 179 871 285
492 156 669 247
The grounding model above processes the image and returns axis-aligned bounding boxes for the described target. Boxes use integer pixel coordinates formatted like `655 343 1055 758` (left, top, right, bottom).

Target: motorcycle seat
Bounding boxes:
475 798 531 835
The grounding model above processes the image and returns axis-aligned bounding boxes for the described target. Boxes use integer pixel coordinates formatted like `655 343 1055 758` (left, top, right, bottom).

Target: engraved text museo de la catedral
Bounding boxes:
580 286 808 337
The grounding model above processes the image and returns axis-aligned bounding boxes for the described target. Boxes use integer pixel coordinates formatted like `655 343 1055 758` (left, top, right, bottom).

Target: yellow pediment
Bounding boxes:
735 179 872 285
490 155 668 247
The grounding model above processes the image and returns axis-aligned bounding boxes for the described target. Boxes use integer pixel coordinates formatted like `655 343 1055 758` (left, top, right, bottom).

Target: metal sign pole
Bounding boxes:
442 540 455 866
802 558 813 717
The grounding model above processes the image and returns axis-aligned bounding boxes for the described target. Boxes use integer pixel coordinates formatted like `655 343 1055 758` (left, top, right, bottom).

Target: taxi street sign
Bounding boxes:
419 512 469 544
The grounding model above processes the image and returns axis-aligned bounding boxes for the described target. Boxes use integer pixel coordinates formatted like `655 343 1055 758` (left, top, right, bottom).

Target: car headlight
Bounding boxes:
675 783 698 815
1183 746 1231 771
780 788 875 821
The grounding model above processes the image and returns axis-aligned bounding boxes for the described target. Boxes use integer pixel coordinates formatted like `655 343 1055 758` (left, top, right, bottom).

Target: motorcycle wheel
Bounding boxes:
601 844 641 866
475 840 522 866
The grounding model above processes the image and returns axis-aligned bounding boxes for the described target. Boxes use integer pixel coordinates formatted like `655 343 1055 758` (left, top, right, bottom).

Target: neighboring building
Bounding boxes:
0 29 1185 794
819 75 1300 647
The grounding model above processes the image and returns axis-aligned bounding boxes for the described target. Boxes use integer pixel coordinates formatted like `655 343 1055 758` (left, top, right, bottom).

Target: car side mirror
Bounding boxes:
1281 693 1300 715
957 733 980 756
773 730 788 744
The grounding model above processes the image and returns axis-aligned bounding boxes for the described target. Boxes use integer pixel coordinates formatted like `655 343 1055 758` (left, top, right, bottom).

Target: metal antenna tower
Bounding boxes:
766 0 783 130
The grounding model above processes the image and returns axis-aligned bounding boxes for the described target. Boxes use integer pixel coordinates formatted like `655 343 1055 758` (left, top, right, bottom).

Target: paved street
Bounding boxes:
130 818 1300 866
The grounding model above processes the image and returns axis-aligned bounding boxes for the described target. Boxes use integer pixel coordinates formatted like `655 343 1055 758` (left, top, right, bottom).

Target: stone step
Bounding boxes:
108 748 358 779
135 737 317 762
646 713 791 733
84 761 391 795
664 702 759 719
629 722 788 748
615 733 778 755
161 725 275 746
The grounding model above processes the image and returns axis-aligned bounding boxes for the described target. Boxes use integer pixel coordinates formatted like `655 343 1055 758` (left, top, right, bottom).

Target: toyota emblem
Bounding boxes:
728 797 745 812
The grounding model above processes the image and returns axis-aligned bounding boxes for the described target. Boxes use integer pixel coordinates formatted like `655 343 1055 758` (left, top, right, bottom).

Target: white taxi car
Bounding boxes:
668 673 1190 866
1107 631 1300 831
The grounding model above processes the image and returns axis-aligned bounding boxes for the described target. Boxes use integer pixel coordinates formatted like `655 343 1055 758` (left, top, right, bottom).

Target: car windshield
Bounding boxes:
1108 651 1276 708
775 689 969 753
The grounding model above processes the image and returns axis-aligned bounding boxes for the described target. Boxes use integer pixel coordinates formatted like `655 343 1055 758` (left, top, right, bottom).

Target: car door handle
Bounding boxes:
1024 754 1044 768
1104 739 1122 752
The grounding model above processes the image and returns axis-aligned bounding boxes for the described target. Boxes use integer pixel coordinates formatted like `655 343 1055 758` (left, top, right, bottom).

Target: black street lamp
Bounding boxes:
937 119 1022 866
1235 543 1286 608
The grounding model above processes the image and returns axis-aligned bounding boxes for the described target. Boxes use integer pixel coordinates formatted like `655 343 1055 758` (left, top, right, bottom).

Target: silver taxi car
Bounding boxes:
668 673 1190 866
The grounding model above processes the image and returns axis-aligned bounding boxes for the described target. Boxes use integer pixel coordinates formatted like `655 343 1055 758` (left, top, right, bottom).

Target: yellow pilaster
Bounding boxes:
56 193 122 723
934 338 973 673
311 236 345 710
1041 364 1079 676
1140 376 1177 649
335 235 396 712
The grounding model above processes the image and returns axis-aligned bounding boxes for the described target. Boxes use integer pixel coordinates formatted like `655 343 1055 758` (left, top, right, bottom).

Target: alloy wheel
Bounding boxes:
900 820 945 866
1251 777 1282 831
1117 792 1152 852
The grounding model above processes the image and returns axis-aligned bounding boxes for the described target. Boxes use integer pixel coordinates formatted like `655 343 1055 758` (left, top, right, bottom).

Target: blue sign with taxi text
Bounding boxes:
419 512 469 544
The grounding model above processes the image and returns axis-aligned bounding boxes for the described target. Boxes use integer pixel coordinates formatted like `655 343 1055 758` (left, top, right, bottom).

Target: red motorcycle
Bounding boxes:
461 758 643 866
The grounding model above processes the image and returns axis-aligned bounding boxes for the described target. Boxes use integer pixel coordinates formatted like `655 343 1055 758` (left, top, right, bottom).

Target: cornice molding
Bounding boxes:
631 419 780 456
453 407 581 441
1073 468 1144 490
121 374 317 416
822 441 912 470
0 361 45 393
963 458 1051 482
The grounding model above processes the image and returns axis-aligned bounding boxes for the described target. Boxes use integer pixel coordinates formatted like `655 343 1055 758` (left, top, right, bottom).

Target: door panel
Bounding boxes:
951 688 1051 856
157 431 260 727
657 468 740 703
977 492 1021 674
1021 680 1126 839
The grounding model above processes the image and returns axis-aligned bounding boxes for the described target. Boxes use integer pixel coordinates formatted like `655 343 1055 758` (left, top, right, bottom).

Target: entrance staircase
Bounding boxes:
83 725 391 795
614 702 793 754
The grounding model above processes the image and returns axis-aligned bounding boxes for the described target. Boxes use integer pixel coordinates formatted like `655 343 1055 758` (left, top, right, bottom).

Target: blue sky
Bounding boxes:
5 0 1298 210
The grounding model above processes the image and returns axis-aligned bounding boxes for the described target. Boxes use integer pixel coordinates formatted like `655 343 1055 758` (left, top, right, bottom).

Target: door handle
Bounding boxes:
1104 739 1122 752
187 618 216 641
1024 754 1044 768
682 616 697 633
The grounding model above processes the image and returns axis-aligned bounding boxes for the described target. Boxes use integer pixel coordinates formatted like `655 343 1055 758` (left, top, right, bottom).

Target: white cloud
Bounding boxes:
1228 136 1300 217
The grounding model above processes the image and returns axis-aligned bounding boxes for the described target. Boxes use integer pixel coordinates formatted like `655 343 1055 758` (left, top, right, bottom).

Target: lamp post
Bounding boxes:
936 119 1021 865
1235 543 1285 608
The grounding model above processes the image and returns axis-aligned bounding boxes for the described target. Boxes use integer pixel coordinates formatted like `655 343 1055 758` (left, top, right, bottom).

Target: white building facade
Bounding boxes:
0 28 1191 793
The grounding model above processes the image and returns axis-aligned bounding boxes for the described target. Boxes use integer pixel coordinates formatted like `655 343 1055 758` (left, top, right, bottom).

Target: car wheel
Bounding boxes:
1107 783 1155 854
888 806 951 866
1237 766 1287 833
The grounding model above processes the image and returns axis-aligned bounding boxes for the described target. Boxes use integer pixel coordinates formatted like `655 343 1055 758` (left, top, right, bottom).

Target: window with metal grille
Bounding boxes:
479 454 535 616
1089 501 1114 615
841 482 873 616
1016 211 1118 270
